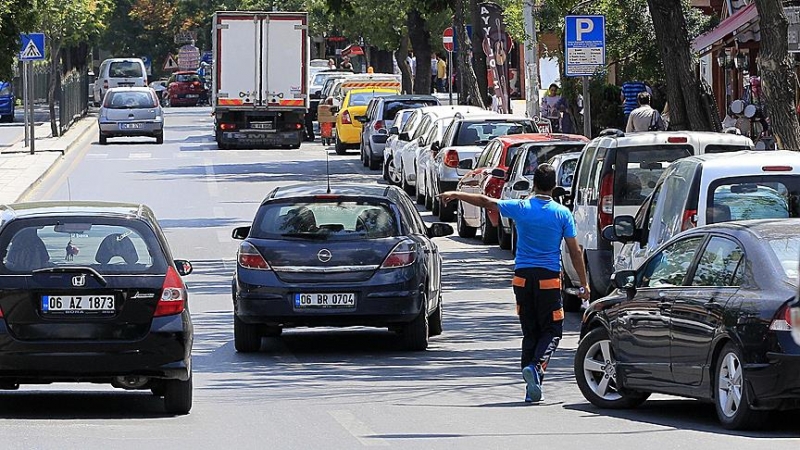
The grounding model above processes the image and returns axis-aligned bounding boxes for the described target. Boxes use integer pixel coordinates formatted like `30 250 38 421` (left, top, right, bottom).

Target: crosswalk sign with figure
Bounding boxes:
19 33 45 61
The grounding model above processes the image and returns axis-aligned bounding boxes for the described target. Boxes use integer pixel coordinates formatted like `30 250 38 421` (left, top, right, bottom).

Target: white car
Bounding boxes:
383 109 417 184
93 57 148 105
606 150 800 275
561 129 755 306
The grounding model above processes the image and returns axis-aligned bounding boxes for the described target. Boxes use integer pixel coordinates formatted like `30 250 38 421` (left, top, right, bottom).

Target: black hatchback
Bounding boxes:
231 184 453 352
0 202 194 414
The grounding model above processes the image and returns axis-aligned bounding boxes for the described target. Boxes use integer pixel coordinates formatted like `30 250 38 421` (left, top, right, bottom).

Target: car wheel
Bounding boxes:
402 299 429 351
510 223 518 256
431 190 440 215
456 202 477 238
424 181 434 210
439 195 455 222
429 298 442 337
99 132 107 145
382 157 391 181
263 325 282 338
155 133 164 145
714 343 768 430
163 372 192 415
335 136 347 155
234 315 262 353
388 158 402 186
368 144 380 170
361 141 368 167
498 221 512 250
481 209 498 244
561 269 582 312
574 327 650 409
416 181 425 205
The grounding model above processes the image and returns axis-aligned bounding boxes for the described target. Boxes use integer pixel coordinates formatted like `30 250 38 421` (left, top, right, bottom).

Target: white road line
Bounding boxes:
329 410 389 447
204 157 220 197
128 152 152 159
85 153 108 159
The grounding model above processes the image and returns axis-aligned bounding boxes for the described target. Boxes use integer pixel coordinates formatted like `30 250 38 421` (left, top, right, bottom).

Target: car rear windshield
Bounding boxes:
518 143 586 173
109 61 143 78
349 92 396 107
104 91 157 109
705 144 753 154
0 219 167 274
767 236 800 281
383 100 438 120
613 145 693 206
708 176 800 223
174 74 201 83
253 200 399 241
456 120 536 146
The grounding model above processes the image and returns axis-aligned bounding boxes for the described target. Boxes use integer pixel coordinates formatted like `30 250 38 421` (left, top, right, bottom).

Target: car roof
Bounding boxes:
594 129 754 147
172 71 198 75
687 218 800 241
379 95 438 102
457 113 531 122
268 184 397 201
498 133 589 145
347 88 399 95
105 86 153 93
0 201 152 225
685 149 800 167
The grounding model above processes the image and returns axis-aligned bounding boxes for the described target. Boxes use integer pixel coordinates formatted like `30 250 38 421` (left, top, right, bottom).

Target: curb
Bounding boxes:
14 117 97 203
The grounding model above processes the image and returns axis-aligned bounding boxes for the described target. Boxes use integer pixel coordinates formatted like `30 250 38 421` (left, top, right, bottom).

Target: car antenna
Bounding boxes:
326 148 332 194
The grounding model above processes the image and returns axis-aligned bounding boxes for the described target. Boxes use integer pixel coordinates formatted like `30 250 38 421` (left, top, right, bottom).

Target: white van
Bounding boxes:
93 58 148 104
561 130 754 309
606 150 800 274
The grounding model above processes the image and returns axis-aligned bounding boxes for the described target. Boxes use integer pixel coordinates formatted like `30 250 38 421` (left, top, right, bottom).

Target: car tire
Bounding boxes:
439 196 455 222
416 182 425 205
424 181 434 210
561 269 582 312
382 157 391 181
481 209 498 244
335 136 347 155
431 190 440 215
574 327 650 409
368 145 380 170
402 300 429 351
361 141 368 167
456 202 477 239
428 298 443 337
155 133 164 145
99 132 107 146
234 315 262 353
714 343 768 430
498 221 512 250
263 325 283 338
163 373 192 415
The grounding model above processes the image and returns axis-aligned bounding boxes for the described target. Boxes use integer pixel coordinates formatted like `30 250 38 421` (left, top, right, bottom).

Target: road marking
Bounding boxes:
204 157 220 197
328 410 389 447
85 153 108 159
128 152 151 159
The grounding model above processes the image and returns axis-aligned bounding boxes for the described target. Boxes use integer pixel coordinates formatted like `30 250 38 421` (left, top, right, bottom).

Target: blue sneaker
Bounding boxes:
522 365 542 402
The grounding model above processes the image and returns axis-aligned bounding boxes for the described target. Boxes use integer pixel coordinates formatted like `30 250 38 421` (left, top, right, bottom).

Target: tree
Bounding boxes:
0 0 38 81
752 0 800 149
454 0 484 106
39 0 112 136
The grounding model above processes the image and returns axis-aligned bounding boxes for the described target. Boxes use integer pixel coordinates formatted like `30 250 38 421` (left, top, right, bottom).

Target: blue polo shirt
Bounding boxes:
622 81 647 116
497 197 576 272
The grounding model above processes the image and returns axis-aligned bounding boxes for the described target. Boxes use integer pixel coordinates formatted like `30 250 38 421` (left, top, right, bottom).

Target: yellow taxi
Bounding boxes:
334 87 399 154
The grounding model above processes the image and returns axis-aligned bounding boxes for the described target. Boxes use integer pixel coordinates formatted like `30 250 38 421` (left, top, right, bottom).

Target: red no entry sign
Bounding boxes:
443 27 454 52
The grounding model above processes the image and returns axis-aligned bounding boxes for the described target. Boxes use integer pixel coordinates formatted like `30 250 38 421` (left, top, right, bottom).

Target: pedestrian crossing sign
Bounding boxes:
19 33 45 61
164 54 179 71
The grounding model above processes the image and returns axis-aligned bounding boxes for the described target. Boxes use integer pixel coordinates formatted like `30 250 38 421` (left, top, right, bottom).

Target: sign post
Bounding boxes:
443 27 454 105
19 33 46 154
564 16 605 138
23 62 28 146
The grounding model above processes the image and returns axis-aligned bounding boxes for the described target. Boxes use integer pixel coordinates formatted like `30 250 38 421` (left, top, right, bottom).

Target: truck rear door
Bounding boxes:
216 14 260 106
264 14 307 108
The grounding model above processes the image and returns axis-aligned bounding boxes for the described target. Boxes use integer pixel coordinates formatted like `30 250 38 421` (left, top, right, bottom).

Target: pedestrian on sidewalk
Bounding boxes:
626 92 666 132
436 54 447 93
438 164 590 403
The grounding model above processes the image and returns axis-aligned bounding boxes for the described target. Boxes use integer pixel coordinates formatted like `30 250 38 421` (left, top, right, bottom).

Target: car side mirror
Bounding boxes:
490 168 506 178
459 159 474 170
512 179 530 191
430 141 441 153
174 259 193 276
389 126 399 135
399 132 410 141
427 222 454 238
603 215 636 243
232 226 251 240
611 270 636 291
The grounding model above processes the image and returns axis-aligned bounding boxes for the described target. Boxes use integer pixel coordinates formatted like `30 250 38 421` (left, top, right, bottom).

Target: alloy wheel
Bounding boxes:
717 352 743 418
582 339 623 401
388 158 402 185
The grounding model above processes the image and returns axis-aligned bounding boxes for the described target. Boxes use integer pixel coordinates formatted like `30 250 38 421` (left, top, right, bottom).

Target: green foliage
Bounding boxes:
0 0 38 80
38 0 113 49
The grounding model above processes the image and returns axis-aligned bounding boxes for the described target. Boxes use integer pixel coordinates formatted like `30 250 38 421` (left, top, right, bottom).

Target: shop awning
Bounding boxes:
692 3 759 53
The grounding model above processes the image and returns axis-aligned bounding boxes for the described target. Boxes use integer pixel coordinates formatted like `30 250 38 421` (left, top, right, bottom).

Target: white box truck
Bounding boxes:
212 11 308 149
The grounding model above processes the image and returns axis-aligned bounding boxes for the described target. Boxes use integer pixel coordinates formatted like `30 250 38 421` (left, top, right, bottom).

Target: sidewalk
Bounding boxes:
0 114 96 204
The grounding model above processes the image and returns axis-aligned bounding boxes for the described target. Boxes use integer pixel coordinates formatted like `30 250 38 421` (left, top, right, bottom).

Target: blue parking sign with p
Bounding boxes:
19 33 46 61
564 16 605 77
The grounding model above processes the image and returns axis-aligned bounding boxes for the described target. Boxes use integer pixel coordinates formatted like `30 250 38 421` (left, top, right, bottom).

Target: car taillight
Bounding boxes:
667 137 687 143
598 173 614 229
681 209 697 231
220 123 236 130
444 149 460 168
193 81 201 87
295 123 303 130
341 111 352 124
770 304 793 331
374 120 384 131
155 266 186 317
763 166 793 172
381 241 417 268
238 241 270 270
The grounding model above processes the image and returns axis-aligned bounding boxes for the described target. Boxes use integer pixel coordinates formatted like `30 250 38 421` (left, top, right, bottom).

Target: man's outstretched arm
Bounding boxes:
438 191 499 212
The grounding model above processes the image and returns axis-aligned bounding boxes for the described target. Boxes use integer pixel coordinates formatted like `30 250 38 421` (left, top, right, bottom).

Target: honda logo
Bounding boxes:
71 274 86 287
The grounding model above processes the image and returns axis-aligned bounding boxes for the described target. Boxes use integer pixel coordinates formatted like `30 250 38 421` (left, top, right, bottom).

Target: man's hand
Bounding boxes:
578 285 591 300
437 191 460 205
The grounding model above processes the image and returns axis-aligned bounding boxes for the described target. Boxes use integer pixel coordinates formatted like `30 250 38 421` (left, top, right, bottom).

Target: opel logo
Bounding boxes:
317 249 332 263
71 274 86 287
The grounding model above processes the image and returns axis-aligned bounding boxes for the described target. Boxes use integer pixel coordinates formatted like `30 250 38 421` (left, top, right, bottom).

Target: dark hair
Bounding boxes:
533 163 557 192
637 91 651 105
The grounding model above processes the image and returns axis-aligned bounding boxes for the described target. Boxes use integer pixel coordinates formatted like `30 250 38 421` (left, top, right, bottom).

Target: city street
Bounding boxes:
4 107 798 449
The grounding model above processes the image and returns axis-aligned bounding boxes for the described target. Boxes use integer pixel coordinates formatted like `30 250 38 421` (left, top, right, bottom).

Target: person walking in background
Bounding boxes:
541 84 564 132
327 58 336 70
626 92 666 132
436 54 447 93
340 56 353 71
621 81 647 118
661 102 671 130
430 53 438 93
438 165 590 403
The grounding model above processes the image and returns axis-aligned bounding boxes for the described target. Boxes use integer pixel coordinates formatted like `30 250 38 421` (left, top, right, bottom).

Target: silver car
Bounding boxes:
98 87 164 145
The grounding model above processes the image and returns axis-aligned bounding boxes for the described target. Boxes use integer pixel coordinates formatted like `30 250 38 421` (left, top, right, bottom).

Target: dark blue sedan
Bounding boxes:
231 184 453 352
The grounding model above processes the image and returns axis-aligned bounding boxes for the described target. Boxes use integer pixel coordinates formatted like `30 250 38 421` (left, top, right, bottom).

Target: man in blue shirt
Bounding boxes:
621 81 647 117
439 164 590 403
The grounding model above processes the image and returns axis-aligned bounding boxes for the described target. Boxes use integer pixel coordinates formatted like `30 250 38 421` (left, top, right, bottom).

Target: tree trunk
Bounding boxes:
647 0 714 131
407 9 432 95
48 40 61 137
397 35 413 94
454 0 485 107
753 0 800 149
470 0 489 105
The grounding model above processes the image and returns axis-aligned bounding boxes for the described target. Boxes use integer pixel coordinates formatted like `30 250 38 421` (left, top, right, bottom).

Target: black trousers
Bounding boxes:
513 267 564 372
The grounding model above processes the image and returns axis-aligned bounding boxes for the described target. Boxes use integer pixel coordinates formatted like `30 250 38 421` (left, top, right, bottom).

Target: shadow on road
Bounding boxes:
0 391 177 419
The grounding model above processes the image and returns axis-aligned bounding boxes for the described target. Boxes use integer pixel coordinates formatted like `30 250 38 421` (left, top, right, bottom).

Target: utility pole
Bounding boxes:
523 0 540 118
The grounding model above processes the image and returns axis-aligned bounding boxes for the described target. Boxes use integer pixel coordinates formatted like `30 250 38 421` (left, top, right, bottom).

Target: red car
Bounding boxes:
455 133 588 243
166 71 206 107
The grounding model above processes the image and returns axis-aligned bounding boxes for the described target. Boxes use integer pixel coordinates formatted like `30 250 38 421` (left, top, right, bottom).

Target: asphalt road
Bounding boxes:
9 107 800 449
